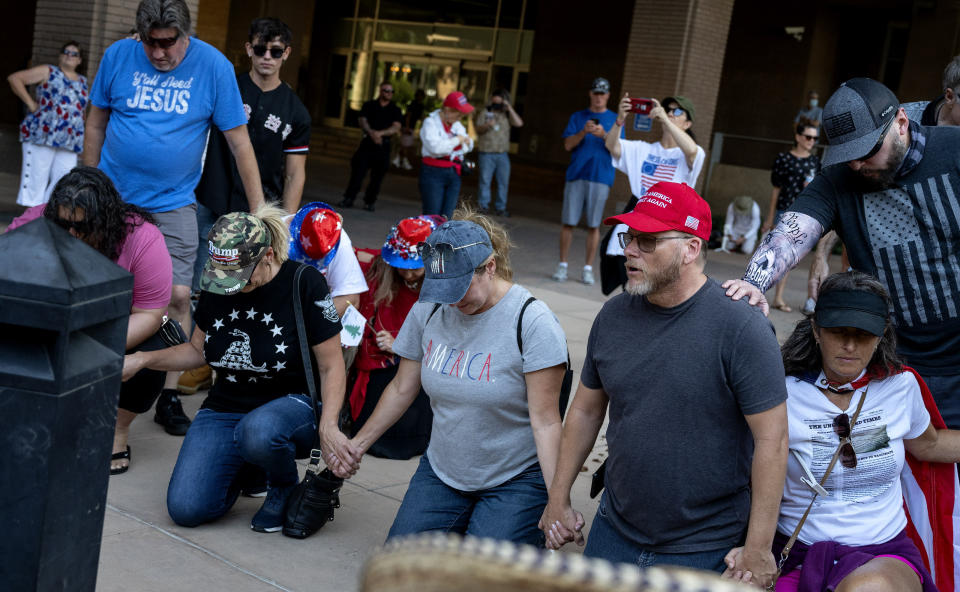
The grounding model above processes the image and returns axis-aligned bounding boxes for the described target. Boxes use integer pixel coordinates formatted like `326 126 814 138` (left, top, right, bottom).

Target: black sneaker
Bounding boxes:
154 389 191 436
338 198 354 208
251 483 296 533
495 209 511 218
363 202 375 212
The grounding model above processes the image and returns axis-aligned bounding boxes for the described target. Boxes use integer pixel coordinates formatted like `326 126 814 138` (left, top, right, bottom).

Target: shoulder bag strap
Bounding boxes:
517 296 572 368
777 386 869 576
292 265 322 432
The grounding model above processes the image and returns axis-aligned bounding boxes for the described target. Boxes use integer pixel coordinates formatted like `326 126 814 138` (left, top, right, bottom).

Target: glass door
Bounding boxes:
375 53 461 114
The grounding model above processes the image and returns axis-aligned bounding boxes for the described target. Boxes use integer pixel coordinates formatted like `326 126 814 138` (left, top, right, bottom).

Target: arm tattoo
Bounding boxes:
742 211 824 292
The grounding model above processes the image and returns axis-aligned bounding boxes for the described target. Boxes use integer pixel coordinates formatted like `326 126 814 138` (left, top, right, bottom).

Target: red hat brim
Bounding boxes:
604 209 676 233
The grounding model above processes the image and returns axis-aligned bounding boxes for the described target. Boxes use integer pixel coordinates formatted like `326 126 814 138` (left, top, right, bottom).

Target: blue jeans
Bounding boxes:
191 202 219 293
166 394 318 527
477 152 510 211
583 492 730 572
387 454 547 546
419 164 461 219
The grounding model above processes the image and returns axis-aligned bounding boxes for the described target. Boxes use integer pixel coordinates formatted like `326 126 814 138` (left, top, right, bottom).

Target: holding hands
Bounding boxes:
321 423 362 477
721 545 778 590
538 498 585 550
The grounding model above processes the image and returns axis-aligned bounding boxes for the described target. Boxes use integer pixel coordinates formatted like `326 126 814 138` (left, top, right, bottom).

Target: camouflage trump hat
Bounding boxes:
200 212 271 295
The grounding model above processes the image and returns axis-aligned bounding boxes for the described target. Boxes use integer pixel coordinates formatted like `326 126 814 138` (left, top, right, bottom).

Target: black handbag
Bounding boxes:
282 265 345 539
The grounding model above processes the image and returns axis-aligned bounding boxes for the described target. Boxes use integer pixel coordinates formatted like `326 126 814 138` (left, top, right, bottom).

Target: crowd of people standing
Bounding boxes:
7 2 960 590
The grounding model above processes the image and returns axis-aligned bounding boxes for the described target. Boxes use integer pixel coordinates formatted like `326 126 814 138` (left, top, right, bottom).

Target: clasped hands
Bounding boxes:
319 423 363 478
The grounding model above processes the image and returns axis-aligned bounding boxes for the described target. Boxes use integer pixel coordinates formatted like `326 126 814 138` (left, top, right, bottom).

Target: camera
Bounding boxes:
629 98 654 115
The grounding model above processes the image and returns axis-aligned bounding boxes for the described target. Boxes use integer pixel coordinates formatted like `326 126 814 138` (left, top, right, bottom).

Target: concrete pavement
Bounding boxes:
0 155 829 591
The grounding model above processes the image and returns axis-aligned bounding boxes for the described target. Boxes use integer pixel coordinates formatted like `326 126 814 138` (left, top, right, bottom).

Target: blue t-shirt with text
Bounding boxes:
562 108 622 186
90 38 246 213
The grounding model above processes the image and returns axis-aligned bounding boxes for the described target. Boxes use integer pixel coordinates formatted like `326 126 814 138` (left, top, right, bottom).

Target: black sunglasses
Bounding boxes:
832 413 858 469
143 33 180 49
53 216 91 236
63 49 80 58
381 88 394 93
416 241 487 275
801 133 818 141
252 44 285 59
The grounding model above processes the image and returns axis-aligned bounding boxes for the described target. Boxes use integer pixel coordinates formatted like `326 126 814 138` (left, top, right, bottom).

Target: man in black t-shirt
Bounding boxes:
184 18 311 394
339 82 403 212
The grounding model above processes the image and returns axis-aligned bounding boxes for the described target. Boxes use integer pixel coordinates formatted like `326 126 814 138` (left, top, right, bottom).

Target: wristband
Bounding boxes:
615 118 625 127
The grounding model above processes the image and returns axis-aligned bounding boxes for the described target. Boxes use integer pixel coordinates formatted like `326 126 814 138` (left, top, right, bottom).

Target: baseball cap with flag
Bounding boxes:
288 201 343 273
820 78 899 167
201 212 271 295
417 220 493 304
604 181 711 241
442 91 474 114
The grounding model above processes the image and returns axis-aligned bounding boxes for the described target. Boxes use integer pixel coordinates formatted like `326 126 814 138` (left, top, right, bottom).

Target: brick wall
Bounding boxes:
32 0 200 84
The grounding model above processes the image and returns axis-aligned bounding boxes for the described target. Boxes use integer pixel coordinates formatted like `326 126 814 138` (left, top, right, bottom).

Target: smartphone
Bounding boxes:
589 117 600 125
589 459 606 499
629 98 654 115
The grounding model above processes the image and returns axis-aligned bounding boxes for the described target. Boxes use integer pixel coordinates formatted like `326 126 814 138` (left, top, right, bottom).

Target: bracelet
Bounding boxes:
615 118 625 127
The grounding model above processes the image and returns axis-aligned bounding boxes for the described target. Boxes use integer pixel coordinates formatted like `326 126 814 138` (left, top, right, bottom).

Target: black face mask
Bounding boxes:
489 103 504 111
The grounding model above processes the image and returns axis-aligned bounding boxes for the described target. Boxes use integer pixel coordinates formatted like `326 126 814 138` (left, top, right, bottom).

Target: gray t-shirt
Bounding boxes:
581 279 787 553
393 284 568 491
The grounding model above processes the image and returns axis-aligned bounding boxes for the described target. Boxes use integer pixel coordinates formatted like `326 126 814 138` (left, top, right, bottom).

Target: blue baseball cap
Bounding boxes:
418 220 493 304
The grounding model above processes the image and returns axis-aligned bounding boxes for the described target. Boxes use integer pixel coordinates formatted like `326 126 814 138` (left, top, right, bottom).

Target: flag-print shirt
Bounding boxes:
19 66 88 153
791 122 960 375
195 261 341 413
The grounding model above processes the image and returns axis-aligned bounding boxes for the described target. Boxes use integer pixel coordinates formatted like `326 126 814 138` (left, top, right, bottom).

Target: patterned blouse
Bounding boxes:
770 151 820 212
19 66 88 153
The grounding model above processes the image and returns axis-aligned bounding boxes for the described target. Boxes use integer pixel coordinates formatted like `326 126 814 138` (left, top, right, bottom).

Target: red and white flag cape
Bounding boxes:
901 366 960 592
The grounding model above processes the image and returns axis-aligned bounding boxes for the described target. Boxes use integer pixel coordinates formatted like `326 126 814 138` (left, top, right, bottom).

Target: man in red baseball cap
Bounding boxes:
541 181 788 588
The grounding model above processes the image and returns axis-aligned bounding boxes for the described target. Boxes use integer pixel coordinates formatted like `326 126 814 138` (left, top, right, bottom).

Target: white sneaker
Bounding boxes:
582 267 595 285
401 157 413 170
391 156 401 168
801 297 817 315
551 264 568 282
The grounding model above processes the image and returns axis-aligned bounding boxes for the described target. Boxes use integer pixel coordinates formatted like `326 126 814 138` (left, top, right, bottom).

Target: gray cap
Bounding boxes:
591 77 610 94
418 220 493 304
821 78 899 167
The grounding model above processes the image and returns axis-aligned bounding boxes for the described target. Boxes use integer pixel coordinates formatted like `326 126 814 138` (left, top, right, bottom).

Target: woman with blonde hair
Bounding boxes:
123 204 355 535
335 206 569 546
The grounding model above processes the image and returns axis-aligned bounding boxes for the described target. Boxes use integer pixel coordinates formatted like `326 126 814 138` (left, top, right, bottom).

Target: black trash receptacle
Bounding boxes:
0 218 133 592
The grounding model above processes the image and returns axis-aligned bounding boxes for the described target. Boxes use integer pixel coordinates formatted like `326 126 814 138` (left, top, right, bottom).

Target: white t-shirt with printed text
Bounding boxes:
778 372 930 546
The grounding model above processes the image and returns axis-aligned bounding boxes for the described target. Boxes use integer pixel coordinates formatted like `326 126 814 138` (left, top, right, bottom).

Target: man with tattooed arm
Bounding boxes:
724 78 960 428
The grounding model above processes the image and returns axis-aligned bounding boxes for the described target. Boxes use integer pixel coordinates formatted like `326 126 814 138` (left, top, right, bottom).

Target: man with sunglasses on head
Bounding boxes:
340 81 404 212
724 77 960 431
541 181 788 588
84 0 265 437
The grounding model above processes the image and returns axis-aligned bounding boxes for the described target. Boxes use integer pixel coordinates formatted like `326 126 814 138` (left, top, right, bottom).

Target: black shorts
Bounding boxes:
119 319 187 413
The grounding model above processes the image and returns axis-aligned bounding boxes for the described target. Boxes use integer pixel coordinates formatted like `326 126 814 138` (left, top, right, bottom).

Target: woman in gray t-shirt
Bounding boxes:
333 211 568 546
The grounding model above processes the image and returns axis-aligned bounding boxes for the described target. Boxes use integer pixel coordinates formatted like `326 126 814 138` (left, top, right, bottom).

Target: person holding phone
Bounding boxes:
552 77 623 286
475 89 523 217
599 94 705 294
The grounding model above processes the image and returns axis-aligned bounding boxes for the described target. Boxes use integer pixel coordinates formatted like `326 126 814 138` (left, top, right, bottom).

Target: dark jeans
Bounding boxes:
166 394 318 527
419 163 461 219
583 492 729 572
387 454 547 546
344 139 390 205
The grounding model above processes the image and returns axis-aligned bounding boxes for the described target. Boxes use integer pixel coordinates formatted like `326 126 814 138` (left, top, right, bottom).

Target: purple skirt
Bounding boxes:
773 529 936 592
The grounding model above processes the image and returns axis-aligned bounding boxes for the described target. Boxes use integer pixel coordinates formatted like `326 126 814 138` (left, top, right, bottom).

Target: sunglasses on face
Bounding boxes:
53 216 91 236
617 232 687 253
63 49 80 57
252 45 285 59
143 33 180 49
665 107 685 118
416 241 487 275
855 119 894 162
801 133 818 141
381 88 394 94
832 413 858 469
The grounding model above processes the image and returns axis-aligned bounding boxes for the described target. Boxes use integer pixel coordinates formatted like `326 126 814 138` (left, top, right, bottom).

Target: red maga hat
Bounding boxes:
604 182 711 241
442 91 474 114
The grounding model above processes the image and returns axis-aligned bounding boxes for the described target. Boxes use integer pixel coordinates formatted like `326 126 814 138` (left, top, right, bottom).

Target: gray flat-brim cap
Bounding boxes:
821 78 898 167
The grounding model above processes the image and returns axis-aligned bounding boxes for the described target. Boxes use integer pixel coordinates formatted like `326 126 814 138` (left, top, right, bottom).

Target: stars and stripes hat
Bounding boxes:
381 215 446 269
418 220 492 304
604 181 711 241
288 201 342 273
201 212 271 295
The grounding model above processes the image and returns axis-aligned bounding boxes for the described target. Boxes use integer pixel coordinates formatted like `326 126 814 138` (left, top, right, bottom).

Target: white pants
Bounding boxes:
17 143 77 207
723 233 757 254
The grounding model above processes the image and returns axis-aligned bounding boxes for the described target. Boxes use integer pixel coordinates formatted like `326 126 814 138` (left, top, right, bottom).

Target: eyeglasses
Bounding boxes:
416 241 487 275
252 45 285 59
832 413 858 469
381 88 394 94
143 33 180 49
53 216 90 236
666 107 685 118
801 134 819 141
63 50 80 57
617 232 687 253
855 118 894 162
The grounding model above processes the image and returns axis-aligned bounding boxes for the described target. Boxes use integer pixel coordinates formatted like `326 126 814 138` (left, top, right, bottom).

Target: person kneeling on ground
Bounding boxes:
6 166 173 476
719 195 761 254
332 207 569 546
724 271 960 591
122 205 356 533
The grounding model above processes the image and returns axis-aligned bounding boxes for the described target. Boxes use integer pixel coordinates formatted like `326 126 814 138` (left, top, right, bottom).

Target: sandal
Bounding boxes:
773 302 793 313
110 445 131 475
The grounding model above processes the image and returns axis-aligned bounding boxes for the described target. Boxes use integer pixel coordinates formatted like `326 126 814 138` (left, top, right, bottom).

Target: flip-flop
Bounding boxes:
774 302 793 313
110 445 131 475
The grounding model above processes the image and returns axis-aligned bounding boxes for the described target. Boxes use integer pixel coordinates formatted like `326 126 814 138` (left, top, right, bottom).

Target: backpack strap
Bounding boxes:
516 297 537 353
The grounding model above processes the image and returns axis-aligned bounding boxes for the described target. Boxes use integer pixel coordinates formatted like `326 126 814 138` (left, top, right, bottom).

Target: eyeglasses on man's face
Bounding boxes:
617 232 688 253
252 45 285 59
143 33 180 49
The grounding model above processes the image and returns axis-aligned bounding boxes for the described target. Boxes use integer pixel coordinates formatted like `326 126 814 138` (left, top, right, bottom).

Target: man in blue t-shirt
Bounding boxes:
83 0 265 440
552 77 622 286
